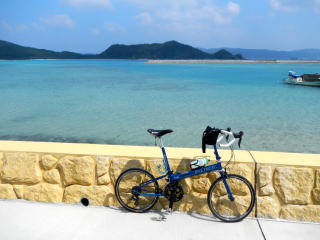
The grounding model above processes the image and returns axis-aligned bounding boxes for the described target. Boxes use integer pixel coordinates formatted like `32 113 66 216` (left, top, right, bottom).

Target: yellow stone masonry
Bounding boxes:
0 141 320 222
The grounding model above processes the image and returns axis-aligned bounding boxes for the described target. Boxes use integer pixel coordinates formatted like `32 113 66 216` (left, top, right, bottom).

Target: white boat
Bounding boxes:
285 71 320 86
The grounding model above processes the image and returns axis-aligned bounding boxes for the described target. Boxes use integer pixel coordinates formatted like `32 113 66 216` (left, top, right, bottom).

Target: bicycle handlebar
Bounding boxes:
217 129 244 148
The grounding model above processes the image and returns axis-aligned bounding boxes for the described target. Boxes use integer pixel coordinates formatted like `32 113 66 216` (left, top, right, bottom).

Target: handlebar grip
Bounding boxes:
233 131 244 138
234 131 244 147
219 138 236 148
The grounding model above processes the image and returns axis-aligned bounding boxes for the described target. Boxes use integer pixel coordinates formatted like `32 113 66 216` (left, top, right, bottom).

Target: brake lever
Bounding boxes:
237 131 244 148
226 127 231 141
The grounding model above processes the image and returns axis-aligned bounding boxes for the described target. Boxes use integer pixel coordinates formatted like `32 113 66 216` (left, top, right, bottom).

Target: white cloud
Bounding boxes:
227 2 241 15
269 0 320 14
135 12 153 25
118 1 241 47
314 0 320 13
64 0 112 9
90 28 101 36
0 20 29 32
270 0 298 12
104 22 125 32
41 14 74 28
125 0 240 25
31 22 46 32
0 20 13 32
16 24 29 32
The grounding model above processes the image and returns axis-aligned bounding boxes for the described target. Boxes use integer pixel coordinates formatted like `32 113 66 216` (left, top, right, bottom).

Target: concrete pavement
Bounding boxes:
0 199 319 240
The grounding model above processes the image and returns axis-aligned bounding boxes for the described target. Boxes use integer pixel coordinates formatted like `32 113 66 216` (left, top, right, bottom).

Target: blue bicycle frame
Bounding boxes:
135 138 235 201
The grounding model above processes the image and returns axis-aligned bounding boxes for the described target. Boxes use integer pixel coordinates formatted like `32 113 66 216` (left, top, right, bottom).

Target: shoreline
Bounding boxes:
1 59 320 63
147 60 320 64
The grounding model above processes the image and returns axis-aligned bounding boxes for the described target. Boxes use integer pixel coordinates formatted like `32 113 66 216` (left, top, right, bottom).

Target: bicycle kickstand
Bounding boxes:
168 200 174 212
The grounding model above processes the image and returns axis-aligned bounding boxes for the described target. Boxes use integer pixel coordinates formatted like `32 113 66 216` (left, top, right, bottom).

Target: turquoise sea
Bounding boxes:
0 60 319 153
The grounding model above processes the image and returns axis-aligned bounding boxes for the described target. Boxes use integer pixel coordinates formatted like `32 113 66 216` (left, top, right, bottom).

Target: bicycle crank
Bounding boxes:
164 183 184 202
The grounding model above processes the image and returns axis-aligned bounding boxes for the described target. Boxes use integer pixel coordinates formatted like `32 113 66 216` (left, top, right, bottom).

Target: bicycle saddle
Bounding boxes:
147 129 173 138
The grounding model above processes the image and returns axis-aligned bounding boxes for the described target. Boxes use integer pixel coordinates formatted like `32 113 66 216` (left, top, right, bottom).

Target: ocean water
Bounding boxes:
0 60 319 153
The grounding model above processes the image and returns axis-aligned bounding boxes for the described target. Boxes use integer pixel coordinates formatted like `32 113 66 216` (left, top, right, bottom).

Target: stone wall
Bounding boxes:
0 141 319 222
256 165 320 222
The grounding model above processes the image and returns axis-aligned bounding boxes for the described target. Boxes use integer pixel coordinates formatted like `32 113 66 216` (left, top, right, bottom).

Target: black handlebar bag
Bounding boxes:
202 126 220 153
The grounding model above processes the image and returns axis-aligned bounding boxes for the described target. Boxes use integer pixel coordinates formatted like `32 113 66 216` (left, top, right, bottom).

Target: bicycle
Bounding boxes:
115 127 256 222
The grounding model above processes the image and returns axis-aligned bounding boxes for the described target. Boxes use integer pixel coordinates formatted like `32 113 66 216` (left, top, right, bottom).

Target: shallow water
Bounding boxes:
0 60 319 153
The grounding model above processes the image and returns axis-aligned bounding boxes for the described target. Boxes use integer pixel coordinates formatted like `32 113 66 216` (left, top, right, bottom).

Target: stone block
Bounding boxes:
208 171 220 183
213 177 251 197
225 163 253 182
316 169 320 188
96 156 111 177
13 185 24 198
97 156 111 185
0 184 17 199
2 153 42 184
214 195 252 217
274 167 314 204
41 155 58 170
0 154 3 183
63 185 114 206
169 159 190 173
192 177 211 194
180 177 192 193
259 184 275 196
312 188 320 203
146 159 167 187
280 205 320 222
257 196 280 218
59 156 95 186
110 158 145 182
258 166 272 187
97 174 111 185
23 183 63 203
43 169 61 184
187 193 211 214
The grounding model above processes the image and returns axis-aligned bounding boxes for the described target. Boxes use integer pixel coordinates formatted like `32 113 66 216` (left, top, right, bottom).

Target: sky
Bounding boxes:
0 0 320 53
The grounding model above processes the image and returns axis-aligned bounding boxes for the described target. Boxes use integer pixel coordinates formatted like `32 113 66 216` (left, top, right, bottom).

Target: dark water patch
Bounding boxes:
0 134 123 145
8 115 40 125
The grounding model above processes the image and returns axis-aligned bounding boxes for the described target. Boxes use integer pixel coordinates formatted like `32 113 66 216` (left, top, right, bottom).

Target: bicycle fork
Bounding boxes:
220 171 235 201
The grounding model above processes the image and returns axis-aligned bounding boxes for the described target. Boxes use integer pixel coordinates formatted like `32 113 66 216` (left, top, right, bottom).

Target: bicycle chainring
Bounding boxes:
164 183 184 202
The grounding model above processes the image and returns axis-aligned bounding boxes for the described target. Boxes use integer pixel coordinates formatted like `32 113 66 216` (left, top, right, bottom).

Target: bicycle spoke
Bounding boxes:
115 168 159 213
208 174 255 222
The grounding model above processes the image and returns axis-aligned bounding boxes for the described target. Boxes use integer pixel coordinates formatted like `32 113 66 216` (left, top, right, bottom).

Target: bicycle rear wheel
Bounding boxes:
115 168 160 213
207 174 255 222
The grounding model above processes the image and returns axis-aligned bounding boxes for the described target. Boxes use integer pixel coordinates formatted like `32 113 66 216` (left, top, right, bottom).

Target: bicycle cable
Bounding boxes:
223 145 236 170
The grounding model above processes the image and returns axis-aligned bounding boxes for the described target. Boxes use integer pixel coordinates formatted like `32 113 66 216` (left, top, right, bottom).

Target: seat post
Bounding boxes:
159 137 164 148
159 137 171 174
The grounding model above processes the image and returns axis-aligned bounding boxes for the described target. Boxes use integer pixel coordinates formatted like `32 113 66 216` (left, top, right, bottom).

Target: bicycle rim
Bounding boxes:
115 168 159 213
207 174 255 222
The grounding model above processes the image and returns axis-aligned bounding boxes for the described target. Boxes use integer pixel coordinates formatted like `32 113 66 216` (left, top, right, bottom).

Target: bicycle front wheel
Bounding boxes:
115 168 159 213
207 174 255 222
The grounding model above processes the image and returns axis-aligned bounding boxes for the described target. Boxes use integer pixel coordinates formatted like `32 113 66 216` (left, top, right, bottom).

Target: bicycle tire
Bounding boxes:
207 174 255 222
115 168 160 213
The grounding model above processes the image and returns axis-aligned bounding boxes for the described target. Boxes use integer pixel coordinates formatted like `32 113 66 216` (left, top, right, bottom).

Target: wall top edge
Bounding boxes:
0 141 319 167
249 150 320 167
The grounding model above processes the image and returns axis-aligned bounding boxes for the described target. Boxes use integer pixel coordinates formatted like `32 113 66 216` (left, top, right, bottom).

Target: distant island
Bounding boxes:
0 40 243 60
201 47 320 60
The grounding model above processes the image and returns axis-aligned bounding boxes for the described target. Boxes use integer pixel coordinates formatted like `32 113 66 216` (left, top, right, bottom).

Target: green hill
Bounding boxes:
0 39 243 60
212 49 243 60
99 40 243 60
0 40 87 60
